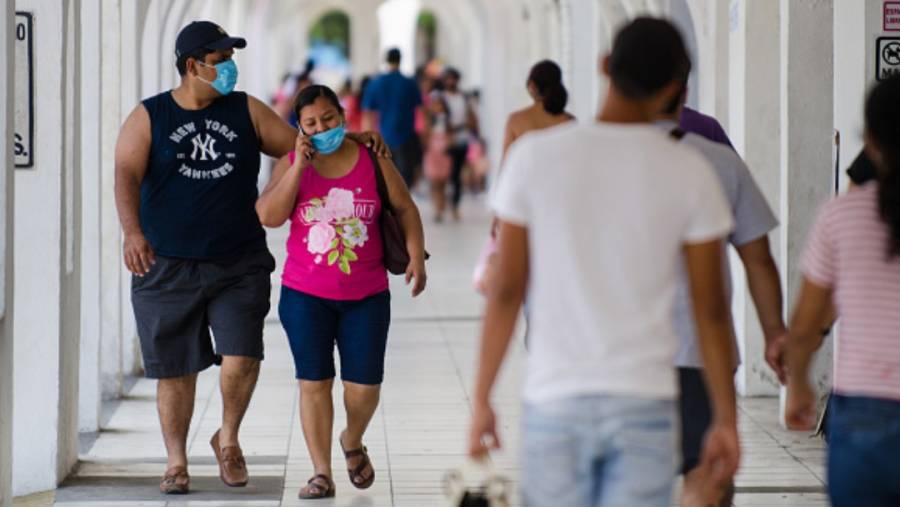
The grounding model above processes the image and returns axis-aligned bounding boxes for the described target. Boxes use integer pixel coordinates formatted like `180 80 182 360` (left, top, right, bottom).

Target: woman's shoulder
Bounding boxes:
506 107 540 133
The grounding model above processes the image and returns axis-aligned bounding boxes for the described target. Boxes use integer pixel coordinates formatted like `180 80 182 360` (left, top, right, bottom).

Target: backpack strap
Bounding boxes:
669 127 687 141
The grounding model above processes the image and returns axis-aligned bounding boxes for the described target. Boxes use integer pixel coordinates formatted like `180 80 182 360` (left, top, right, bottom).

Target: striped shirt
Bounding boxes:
802 183 900 401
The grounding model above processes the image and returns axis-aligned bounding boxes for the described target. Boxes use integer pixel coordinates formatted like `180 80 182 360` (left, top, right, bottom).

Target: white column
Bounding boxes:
57 0 83 482
728 0 783 396
79 0 102 433
713 1 732 126
99 0 124 400
377 0 420 76
480 0 514 172
561 0 600 121
119 0 144 378
0 1 16 505
12 0 67 495
348 1 381 80
779 0 834 405
833 0 882 192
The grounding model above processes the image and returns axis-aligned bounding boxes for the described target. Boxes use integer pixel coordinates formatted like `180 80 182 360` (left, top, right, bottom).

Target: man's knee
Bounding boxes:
158 373 198 390
221 356 260 377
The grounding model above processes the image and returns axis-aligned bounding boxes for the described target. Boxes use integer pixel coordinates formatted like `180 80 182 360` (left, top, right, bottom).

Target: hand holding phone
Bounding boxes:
295 129 316 162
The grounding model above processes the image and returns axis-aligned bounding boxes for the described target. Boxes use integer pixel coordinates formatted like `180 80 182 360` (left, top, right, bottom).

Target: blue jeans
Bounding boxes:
827 394 900 507
522 395 678 507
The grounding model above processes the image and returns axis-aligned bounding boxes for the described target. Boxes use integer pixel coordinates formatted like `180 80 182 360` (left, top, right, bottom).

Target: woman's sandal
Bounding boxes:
297 474 335 499
340 434 375 489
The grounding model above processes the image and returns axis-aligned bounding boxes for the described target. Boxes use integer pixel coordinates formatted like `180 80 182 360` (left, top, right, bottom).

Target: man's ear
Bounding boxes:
185 57 197 76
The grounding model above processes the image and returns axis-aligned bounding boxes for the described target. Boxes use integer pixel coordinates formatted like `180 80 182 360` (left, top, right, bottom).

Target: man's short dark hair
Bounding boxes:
608 17 691 100
386 48 401 65
176 47 213 76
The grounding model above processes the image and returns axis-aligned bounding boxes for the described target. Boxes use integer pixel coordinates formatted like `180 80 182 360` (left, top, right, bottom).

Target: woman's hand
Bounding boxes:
295 130 316 162
405 257 427 297
785 379 818 430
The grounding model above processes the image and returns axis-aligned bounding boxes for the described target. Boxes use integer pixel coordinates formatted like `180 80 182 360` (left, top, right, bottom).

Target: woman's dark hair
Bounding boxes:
528 60 568 115
866 73 900 257
293 84 345 119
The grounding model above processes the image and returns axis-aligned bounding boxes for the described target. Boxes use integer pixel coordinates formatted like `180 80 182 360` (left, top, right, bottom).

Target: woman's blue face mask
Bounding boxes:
308 123 347 154
196 59 238 95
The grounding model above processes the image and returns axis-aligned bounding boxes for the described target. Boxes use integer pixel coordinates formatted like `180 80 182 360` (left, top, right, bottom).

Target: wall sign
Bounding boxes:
887 2 900 31
877 37 900 81
14 12 34 169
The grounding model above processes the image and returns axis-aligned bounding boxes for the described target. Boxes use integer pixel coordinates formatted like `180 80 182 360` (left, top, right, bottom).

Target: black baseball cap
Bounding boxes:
175 21 246 60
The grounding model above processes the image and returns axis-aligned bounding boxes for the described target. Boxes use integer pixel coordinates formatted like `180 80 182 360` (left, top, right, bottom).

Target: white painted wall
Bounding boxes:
0 2 16 505
12 0 66 495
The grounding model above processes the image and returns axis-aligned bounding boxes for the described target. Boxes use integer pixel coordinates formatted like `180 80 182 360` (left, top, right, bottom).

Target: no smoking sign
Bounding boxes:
877 37 900 81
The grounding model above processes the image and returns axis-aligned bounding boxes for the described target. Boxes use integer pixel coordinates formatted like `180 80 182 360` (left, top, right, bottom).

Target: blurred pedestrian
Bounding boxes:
363 48 423 187
469 17 740 507
785 74 900 507
433 67 479 221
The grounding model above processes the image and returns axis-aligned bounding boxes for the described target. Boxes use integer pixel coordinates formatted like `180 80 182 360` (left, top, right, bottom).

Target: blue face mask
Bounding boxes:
309 124 347 154
197 59 238 95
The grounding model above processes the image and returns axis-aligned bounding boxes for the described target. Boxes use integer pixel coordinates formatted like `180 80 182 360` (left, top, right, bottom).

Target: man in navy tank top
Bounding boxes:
114 21 389 494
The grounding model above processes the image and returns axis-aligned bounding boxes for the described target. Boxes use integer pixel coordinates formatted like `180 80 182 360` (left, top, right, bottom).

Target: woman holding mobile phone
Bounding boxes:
255 85 427 499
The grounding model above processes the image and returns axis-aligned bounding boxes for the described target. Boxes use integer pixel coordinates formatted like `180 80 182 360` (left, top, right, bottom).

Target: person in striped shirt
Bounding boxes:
785 74 900 507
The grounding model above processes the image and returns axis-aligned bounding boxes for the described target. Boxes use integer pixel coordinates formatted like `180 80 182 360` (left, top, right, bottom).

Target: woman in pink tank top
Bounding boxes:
256 85 427 499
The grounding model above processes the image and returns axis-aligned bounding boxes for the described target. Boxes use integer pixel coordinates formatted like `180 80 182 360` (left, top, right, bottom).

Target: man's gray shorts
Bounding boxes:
131 249 275 379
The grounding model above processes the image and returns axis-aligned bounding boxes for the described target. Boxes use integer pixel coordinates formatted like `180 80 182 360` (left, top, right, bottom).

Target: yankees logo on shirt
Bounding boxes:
168 119 240 180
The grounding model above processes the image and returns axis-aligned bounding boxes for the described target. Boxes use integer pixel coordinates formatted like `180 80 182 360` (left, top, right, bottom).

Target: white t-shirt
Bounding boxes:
442 91 469 145
491 122 734 404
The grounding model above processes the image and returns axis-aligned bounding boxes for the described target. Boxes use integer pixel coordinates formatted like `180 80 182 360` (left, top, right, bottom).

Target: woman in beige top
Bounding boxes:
501 60 576 161
475 60 575 295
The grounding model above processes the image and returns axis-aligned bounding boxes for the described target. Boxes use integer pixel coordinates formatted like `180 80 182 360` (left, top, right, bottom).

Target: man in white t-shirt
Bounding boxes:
468 18 741 507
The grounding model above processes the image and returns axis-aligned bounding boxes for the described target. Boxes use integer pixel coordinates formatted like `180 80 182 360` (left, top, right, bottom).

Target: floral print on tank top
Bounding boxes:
298 187 377 275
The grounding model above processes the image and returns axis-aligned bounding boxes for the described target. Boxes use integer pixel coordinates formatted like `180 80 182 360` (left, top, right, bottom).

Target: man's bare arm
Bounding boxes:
114 104 154 275
683 239 741 482
248 94 296 158
469 221 528 457
736 235 788 382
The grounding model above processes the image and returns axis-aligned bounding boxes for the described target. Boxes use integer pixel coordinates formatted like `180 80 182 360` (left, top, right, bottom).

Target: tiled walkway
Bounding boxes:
44 198 828 507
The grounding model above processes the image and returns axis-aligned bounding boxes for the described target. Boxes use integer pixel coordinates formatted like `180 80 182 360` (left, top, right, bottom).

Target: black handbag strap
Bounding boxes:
367 147 395 214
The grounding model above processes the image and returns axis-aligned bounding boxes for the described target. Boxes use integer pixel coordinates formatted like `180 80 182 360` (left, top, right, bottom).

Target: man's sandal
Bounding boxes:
298 474 336 499
340 434 375 489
